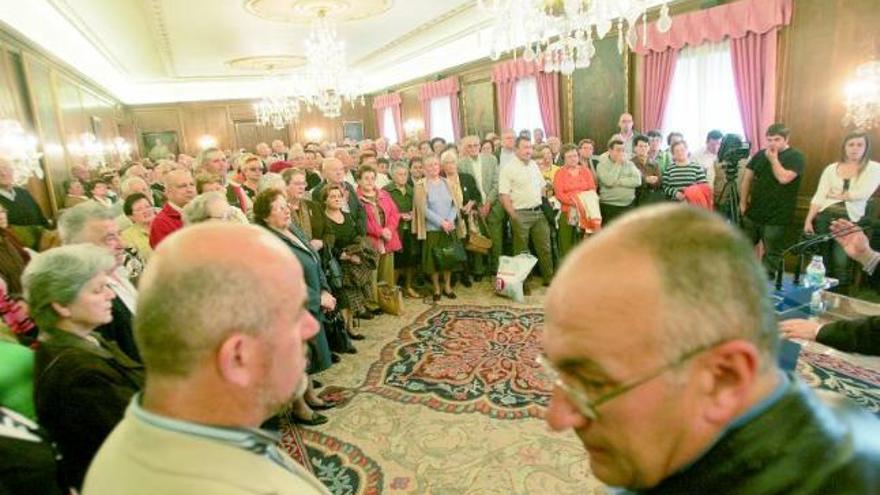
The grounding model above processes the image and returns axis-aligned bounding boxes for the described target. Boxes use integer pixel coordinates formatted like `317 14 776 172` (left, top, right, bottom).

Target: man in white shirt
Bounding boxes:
618 113 638 156
499 137 554 290
692 130 723 192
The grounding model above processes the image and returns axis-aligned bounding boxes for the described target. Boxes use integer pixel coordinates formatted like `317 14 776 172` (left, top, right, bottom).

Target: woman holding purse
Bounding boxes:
413 154 466 302
356 165 401 297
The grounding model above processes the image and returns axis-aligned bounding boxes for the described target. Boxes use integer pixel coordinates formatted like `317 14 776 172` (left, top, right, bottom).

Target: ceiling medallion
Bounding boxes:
226 55 307 72
243 0 393 23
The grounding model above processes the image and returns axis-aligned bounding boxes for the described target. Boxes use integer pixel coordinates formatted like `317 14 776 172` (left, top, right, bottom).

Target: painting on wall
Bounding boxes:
463 80 496 139
571 36 627 152
142 131 180 162
343 120 364 142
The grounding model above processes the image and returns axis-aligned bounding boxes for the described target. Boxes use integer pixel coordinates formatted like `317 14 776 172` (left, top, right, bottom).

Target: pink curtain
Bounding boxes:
634 0 793 55
536 71 560 137
492 59 555 133
372 93 404 143
419 77 461 141
639 48 678 132
731 31 779 154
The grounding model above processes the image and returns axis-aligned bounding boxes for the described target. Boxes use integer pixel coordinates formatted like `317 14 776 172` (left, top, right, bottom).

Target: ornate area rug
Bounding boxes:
342 305 553 419
280 293 880 494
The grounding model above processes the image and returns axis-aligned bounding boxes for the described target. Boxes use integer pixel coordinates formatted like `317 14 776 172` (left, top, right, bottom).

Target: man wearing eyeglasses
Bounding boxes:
542 204 879 494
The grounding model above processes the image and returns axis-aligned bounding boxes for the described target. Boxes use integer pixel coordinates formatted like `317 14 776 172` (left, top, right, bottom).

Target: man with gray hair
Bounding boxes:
196 147 249 212
59 201 140 362
458 135 504 276
83 223 330 494
543 204 879 494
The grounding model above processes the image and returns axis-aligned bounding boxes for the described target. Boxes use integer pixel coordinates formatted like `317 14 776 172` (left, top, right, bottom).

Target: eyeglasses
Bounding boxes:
536 341 721 420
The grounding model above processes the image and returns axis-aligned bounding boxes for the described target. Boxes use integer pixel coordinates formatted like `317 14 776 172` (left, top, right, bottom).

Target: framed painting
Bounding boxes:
142 131 180 162
462 80 496 139
571 36 628 152
343 121 364 142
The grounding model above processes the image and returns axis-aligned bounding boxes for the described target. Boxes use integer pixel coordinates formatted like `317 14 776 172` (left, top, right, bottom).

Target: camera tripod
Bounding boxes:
718 170 741 226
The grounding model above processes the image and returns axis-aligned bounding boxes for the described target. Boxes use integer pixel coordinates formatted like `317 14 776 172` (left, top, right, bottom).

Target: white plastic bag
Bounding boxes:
494 253 538 302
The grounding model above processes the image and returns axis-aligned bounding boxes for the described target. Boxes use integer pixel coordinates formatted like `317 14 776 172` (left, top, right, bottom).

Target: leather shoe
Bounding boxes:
343 347 358 354
312 379 323 389
292 412 328 426
307 401 336 411
462 278 473 288
348 332 366 340
371 307 384 315
356 312 374 320
443 290 457 299
331 353 341 363
432 293 441 302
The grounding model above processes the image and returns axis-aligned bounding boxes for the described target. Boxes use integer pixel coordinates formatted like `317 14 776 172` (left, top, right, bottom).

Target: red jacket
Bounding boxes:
357 187 401 254
682 183 714 210
149 203 184 248
553 166 596 214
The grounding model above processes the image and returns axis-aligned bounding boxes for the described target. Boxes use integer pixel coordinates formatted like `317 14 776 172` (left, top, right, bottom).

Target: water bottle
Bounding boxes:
805 255 826 288
810 290 825 314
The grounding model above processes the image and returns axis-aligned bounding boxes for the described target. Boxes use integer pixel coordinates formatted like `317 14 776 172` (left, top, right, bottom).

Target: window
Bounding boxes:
662 39 744 149
429 96 455 142
512 76 544 138
382 106 399 145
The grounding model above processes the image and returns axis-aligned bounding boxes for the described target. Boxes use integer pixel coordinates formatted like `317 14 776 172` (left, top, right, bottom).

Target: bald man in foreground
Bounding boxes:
83 224 330 494
542 204 879 494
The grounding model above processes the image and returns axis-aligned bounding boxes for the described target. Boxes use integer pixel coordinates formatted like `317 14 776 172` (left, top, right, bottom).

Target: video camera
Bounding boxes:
718 134 751 180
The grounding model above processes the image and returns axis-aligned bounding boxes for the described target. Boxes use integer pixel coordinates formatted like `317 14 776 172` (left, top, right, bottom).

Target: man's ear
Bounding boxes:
697 340 761 425
216 333 258 388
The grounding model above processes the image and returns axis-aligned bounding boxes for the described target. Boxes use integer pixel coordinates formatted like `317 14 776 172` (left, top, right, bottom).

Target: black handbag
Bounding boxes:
323 250 344 291
432 234 468 271
324 310 354 353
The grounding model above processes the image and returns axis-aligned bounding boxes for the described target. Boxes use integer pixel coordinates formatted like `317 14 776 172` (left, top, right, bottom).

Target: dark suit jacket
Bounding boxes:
458 172 483 206
94 297 140 363
818 316 880 356
33 328 143 489
0 187 48 227
266 225 329 318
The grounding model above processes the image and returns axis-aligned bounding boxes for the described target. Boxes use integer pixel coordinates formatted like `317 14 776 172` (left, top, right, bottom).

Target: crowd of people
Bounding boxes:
1 114 879 493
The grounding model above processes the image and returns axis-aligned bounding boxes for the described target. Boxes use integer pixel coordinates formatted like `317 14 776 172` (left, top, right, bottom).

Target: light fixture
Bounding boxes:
293 9 365 118
304 127 323 141
112 137 132 161
478 0 673 75
67 132 106 170
255 69 301 129
0 119 43 185
198 135 218 150
843 59 880 129
404 119 424 138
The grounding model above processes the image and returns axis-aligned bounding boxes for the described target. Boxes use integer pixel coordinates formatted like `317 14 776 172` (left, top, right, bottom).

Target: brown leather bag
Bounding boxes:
465 211 492 254
376 282 404 316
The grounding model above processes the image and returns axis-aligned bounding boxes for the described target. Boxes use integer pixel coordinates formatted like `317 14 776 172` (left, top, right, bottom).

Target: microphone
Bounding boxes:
774 219 873 290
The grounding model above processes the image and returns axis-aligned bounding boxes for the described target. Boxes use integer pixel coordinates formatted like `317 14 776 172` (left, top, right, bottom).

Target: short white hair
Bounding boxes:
58 202 116 244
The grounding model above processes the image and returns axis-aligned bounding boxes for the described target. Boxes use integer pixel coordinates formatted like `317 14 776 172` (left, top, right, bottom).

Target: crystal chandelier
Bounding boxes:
66 132 106 170
479 0 673 75
255 66 301 129
0 119 43 185
842 59 880 129
293 9 365 118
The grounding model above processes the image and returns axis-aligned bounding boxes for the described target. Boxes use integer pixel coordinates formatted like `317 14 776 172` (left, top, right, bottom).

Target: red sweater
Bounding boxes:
149 203 184 248
358 187 401 253
553 166 597 214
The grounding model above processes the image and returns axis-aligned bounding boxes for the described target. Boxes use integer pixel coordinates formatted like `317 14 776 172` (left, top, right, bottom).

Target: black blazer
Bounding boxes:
94 297 140 363
33 328 144 489
817 316 880 356
458 172 483 206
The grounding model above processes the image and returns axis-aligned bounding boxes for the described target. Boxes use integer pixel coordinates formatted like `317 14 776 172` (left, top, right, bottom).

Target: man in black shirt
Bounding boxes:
739 123 805 276
0 158 49 228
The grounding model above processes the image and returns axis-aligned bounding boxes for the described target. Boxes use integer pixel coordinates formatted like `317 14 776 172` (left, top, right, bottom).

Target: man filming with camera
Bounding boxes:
740 123 806 276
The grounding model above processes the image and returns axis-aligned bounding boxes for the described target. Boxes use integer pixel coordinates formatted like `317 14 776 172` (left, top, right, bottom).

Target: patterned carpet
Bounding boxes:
278 286 880 495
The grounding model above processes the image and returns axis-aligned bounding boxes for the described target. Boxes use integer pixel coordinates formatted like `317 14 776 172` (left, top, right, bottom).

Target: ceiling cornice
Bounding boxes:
46 0 131 76
144 0 176 78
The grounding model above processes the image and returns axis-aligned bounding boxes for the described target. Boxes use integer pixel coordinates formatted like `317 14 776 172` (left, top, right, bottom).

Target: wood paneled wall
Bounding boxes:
130 98 376 157
0 28 126 217
778 0 880 207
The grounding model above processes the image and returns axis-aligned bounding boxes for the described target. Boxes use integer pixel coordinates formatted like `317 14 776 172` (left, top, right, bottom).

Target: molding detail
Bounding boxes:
46 0 131 76
145 0 177 78
243 0 393 23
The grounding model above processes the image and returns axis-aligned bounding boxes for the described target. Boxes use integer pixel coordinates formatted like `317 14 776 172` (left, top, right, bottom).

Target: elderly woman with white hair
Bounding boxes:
24 244 143 491
182 191 248 225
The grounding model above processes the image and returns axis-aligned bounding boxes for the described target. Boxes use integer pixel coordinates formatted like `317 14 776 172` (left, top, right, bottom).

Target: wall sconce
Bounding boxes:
843 59 880 129
404 118 424 138
198 135 218 150
304 127 323 142
0 119 43 185
67 132 105 170
112 137 132 162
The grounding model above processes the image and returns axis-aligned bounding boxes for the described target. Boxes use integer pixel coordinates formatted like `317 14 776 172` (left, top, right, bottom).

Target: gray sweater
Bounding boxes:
596 158 642 206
